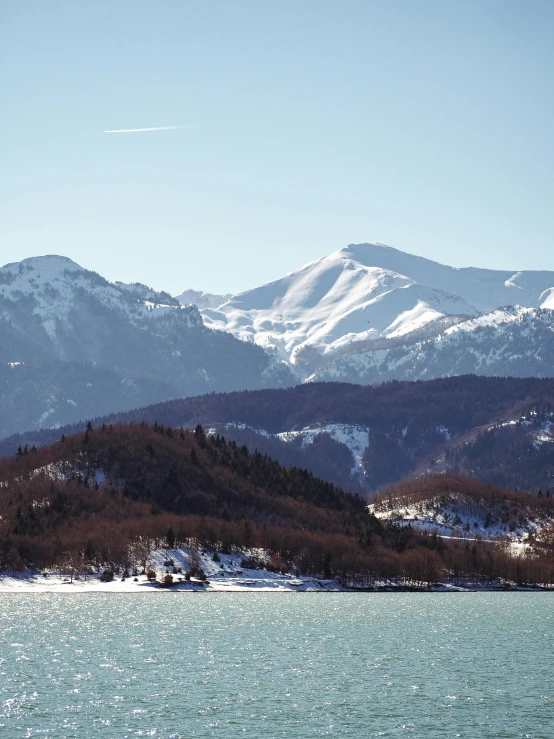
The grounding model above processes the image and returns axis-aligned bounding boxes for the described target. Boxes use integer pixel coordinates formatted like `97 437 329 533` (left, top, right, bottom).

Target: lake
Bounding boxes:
1 593 553 738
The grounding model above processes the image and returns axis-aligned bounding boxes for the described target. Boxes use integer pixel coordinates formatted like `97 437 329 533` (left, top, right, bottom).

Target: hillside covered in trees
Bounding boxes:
1 423 554 586
4 376 554 495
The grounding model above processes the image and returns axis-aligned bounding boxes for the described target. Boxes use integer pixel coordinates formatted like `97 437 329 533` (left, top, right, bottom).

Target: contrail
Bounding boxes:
104 125 195 133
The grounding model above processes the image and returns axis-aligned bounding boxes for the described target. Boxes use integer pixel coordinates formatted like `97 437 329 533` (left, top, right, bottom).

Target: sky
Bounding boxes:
1 0 553 295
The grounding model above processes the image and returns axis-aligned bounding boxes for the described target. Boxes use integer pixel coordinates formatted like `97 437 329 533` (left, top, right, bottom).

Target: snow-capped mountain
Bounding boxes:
309 305 554 384
4 243 554 439
0 256 293 438
200 243 554 370
333 243 554 312
0 255 202 359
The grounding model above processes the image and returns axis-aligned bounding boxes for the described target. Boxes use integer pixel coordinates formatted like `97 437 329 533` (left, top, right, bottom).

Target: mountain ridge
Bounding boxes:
198 242 554 373
3 243 554 440
0 255 294 438
309 305 554 384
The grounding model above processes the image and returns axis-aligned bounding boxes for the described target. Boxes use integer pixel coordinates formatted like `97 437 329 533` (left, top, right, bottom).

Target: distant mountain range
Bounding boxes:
2 243 554 440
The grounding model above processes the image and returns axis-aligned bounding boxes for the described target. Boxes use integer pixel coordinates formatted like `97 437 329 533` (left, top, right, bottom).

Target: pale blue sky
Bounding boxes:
1 1 553 294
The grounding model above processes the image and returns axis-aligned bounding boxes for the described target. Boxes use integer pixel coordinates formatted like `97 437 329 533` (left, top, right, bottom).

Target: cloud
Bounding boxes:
104 125 195 134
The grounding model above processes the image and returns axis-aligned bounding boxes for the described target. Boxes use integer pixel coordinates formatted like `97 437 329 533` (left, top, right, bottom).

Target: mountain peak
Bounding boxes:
342 241 396 252
341 242 453 271
1 254 86 276
201 243 483 364
200 241 554 370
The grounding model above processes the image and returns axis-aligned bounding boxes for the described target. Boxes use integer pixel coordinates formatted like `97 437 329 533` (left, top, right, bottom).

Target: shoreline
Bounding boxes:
2 549 551 594
0 573 551 594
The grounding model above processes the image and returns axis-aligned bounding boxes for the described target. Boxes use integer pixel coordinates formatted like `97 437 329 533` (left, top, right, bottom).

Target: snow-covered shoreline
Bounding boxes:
0 573 341 593
1 573 550 594
2 547 551 594
0 547 341 593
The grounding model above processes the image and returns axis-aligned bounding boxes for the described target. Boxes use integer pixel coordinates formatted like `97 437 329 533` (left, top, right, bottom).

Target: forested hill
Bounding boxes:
1 421 365 519
372 474 554 542
3 376 554 495
2 423 554 585
0 422 395 578
56 376 554 433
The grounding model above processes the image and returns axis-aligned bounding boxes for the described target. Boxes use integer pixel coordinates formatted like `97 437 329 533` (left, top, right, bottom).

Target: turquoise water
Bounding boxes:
0 593 553 738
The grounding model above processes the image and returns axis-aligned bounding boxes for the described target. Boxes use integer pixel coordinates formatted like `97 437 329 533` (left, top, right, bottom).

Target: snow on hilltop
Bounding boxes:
0 256 296 439
0 254 198 335
369 487 554 555
199 243 554 367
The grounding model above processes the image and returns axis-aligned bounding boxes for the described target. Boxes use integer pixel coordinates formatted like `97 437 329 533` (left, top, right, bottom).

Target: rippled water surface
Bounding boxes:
1 593 553 738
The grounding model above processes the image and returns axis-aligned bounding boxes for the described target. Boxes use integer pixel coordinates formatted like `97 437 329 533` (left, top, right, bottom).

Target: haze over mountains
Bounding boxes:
2 243 554 439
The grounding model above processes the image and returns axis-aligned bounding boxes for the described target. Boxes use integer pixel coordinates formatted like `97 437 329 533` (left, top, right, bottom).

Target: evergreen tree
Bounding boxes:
166 528 176 548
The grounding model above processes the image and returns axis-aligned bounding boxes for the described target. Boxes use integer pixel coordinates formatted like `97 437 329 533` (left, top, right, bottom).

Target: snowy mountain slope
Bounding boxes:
218 421 370 482
541 287 554 310
175 288 232 310
0 255 201 361
310 305 554 384
199 243 554 370
444 305 550 337
0 256 294 438
273 423 370 476
338 243 554 313
201 245 481 364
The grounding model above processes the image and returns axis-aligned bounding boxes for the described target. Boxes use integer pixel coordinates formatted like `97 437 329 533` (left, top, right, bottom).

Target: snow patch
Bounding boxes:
220 422 370 477
0 545 342 593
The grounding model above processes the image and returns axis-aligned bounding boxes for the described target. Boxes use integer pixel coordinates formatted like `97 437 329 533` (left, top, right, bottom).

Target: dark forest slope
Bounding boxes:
3 376 554 494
